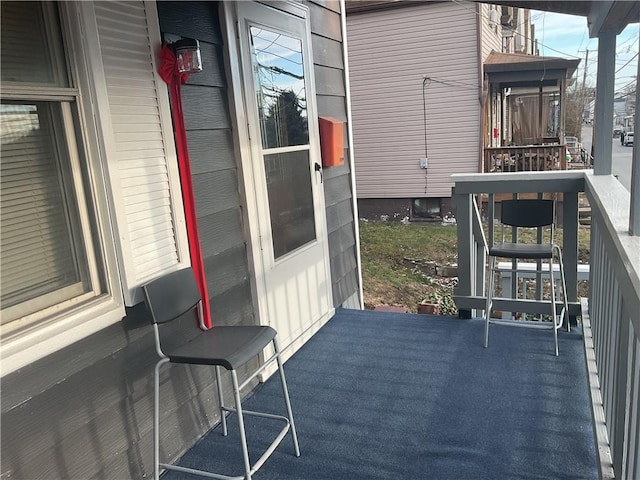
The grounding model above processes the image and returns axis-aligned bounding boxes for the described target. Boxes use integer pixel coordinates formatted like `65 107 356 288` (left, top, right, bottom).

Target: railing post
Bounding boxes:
453 187 473 319
630 47 640 236
593 30 616 176
563 190 579 322
475 231 486 301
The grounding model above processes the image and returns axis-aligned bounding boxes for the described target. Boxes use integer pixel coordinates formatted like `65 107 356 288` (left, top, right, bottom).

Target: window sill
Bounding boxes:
1 295 125 377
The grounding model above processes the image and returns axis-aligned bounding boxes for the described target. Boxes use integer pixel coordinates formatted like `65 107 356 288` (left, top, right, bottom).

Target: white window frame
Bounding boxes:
1 101 102 330
1 2 126 376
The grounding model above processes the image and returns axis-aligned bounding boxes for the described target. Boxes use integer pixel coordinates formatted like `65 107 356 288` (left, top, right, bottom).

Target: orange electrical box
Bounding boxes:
318 116 344 167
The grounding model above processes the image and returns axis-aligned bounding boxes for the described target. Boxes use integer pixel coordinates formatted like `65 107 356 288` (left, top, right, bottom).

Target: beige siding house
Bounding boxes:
347 2 506 218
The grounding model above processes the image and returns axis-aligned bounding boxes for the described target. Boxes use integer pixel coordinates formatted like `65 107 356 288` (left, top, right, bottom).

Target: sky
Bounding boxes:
531 11 639 95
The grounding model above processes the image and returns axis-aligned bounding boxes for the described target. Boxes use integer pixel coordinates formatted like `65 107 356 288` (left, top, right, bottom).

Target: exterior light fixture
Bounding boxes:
172 38 202 74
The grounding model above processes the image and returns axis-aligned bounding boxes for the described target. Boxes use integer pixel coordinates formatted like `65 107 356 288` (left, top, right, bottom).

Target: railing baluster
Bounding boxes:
484 145 570 173
627 338 640 478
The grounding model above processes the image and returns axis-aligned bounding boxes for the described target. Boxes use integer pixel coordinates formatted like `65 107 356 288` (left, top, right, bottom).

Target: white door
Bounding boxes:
233 2 333 354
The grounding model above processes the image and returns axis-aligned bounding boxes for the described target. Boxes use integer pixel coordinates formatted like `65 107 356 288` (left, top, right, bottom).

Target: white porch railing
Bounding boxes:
452 170 640 480
584 174 640 480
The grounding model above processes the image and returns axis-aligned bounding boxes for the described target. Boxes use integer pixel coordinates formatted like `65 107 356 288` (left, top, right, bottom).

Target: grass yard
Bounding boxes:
359 220 591 315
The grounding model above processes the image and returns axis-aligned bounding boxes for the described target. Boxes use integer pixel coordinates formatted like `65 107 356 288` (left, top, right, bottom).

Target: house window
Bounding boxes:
412 198 442 220
0 2 103 334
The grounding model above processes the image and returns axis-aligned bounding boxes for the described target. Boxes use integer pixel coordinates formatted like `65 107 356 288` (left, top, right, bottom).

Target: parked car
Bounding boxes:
613 127 622 138
623 131 634 146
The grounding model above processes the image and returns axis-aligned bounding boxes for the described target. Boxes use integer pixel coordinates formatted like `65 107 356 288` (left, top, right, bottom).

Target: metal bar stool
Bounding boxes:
142 267 300 480
484 198 569 356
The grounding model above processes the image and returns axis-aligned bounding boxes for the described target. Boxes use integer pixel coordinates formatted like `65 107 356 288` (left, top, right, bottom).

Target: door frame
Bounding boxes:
221 1 334 345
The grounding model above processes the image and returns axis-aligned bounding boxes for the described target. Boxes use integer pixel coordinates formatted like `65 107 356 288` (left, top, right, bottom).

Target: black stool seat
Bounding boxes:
143 267 300 480
166 326 277 369
489 242 553 259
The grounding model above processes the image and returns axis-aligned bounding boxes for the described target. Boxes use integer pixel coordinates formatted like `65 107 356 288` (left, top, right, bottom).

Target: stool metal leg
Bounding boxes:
215 366 228 436
231 370 252 480
556 246 570 332
273 337 300 457
154 358 170 480
484 256 496 348
549 260 559 356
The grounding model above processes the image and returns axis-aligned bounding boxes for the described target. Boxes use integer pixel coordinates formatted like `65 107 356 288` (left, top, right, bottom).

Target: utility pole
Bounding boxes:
578 49 591 128
582 49 589 90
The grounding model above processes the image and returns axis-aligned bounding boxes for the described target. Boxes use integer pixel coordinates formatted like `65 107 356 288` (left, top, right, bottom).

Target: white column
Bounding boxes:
593 31 616 175
630 26 640 236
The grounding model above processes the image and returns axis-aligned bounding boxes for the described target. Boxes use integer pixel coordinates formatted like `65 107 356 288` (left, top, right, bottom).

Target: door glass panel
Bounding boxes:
249 26 308 149
264 150 316 258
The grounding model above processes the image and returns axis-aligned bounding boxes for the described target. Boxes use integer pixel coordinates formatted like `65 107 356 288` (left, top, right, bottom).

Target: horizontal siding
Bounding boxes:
160 2 254 327
2 3 260 479
1 312 256 479
198 209 245 259
315 64 345 96
306 0 342 41
307 0 359 307
311 34 344 69
187 129 235 174
480 4 503 61
348 3 481 198
317 94 349 122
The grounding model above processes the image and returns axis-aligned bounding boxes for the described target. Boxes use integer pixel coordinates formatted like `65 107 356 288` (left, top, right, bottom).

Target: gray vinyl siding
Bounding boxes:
304 0 359 307
347 3 481 199
158 1 255 326
1 3 256 479
479 3 503 62
0 304 257 480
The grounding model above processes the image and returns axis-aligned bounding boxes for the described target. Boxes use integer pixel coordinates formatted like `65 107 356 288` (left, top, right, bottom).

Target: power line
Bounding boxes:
615 52 639 74
450 0 582 59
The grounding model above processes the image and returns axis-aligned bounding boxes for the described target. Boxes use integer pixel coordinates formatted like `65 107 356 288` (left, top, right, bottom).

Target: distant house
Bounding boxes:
1 1 360 477
614 95 627 125
347 2 535 220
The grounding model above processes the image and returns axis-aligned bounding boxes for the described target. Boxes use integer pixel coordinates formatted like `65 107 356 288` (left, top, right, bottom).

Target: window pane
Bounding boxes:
250 27 308 149
0 102 91 323
0 2 68 87
264 150 316 258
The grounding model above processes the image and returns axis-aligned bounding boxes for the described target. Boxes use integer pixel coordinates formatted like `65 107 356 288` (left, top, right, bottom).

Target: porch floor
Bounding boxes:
164 308 597 479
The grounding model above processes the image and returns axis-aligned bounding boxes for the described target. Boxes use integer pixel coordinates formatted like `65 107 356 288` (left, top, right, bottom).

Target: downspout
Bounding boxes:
476 3 485 171
340 0 364 308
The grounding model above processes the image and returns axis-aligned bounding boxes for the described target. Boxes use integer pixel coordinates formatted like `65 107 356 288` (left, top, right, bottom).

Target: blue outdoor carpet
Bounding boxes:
164 308 597 480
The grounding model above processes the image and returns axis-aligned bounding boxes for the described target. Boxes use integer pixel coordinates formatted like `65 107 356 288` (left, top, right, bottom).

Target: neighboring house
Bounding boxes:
499 6 538 55
614 94 627 125
0 1 360 478
483 52 579 149
346 2 532 220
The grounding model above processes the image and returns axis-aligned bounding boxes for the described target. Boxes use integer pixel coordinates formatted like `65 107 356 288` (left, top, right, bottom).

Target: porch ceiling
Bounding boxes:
164 309 597 479
484 52 580 87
